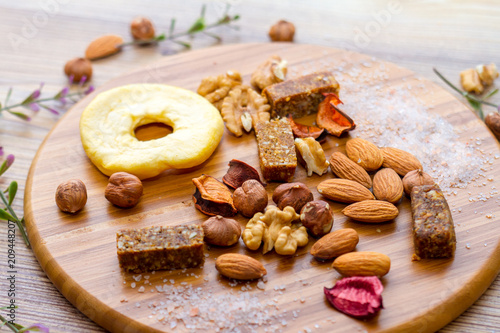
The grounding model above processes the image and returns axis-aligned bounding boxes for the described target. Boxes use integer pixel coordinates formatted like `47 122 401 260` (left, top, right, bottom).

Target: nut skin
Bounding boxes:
130 17 155 40
402 169 434 196
55 179 87 214
64 57 93 82
300 200 333 237
233 179 268 217
268 20 295 42
272 182 313 213
202 215 241 246
105 172 143 208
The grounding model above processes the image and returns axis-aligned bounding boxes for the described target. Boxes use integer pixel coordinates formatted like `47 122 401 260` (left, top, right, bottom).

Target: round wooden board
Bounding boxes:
24 43 500 333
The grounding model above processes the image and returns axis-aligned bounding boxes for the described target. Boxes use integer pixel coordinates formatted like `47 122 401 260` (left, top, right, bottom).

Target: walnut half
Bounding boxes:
294 137 329 176
250 55 288 91
197 70 242 109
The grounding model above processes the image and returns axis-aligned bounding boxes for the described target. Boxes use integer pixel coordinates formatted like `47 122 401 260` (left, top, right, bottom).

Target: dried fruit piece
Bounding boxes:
222 159 263 189
402 169 434 196
300 200 334 237
221 86 271 136
317 93 356 137
324 276 384 319
372 168 404 204
380 147 422 177
233 180 268 218
192 175 237 217
329 152 372 189
273 182 314 213
287 115 325 140
197 70 242 108
310 228 358 260
250 55 288 91
332 251 391 277
342 200 399 223
85 34 124 60
215 253 266 280
317 179 374 204
294 137 329 177
202 215 241 246
346 138 383 171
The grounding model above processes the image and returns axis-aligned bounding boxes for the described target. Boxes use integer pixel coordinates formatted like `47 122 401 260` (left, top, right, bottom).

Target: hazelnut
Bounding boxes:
268 20 295 42
130 17 155 41
202 215 241 246
272 182 313 213
105 172 143 208
402 169 434 196
55 179 87 214
300 200 333 237
485 112 500 141
64 57 93 82
233 179 268 217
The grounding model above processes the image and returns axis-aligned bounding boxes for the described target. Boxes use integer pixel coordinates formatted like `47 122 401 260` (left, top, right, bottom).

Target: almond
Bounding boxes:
346 138 383 171
342 200 399 222
317 179 374 204
215 253 266 280
310 228 359 260
372 168 403 204
329 152 372 188
380 147 422 177
85 34 124 60
332 251 391 277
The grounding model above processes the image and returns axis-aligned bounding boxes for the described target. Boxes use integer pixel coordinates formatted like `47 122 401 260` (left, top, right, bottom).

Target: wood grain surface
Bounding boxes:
1 1 500 332
24 43 500 333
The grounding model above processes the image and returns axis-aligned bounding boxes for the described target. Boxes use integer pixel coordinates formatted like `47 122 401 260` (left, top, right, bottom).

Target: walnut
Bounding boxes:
460 68 484 94
476 63 499 86
220 86 270 136
294 137 329 176
197 70 242 108
250 55 288 91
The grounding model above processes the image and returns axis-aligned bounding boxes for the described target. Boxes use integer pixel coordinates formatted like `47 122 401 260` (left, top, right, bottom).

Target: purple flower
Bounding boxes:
47 107 60 115
0 147 3 156
79 75 87 86
68 74 75 85
60 86 69 97
6 154 14 168
84 85 95 95
31 83 45 99
20 323 50 333
29 103 40 112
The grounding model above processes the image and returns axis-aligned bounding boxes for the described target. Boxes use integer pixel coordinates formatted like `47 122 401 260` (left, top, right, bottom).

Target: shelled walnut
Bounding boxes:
294 137 329 176
250 55 288 91
197 70 242 110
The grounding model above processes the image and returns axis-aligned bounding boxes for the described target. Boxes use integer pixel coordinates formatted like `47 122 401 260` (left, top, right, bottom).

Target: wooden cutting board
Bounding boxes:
24 43 500 333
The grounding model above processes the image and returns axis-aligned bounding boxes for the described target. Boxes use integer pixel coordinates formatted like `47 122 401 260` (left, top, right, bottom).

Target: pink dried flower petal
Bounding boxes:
324 276 384 319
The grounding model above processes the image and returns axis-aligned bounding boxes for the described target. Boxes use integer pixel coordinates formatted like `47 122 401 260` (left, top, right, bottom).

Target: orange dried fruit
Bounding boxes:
316 93 356 137
192 174 237 217
287 115 325 140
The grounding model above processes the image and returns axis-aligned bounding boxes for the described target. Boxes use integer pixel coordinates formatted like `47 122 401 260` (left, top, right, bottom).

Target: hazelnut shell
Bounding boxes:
272 182 313 213
105 172 143 208
202 215 241 246
55 179 87 214
64 57 93 82
300 200 333 237
233 179 268 217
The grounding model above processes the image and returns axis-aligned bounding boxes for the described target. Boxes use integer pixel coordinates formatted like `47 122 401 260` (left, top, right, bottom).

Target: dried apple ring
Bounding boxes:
80 84 224 180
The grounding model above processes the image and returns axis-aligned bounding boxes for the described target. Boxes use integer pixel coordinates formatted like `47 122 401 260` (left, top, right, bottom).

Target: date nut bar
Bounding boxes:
410 185 456 260
262 71 340 118
255 118 297 182
116 224 204 273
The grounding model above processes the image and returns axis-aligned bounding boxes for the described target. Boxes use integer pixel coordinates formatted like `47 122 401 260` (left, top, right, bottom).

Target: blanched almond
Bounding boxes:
317 179 374 204
342 200 399 223
346 138 383 171
373 168 403 204
329 152 372 188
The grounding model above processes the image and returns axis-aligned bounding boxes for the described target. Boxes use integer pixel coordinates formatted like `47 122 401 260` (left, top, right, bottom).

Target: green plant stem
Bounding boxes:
433 68 498 108
0 92 83 114
0 313 20 332
0 191 30 248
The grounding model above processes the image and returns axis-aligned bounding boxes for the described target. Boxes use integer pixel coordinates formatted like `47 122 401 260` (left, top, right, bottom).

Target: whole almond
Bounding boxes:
317 179 374 204
332 251 391 277
402 169 435 196
310 228 359 260
373 168 403 204
380 147 422 176
85 34 124 60
342 200 399 222
346 138 383 171
329 152 372 188
215 253 267 280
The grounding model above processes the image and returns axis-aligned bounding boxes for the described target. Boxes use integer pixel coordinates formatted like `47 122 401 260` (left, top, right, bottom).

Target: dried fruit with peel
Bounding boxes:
316 93 356 137
324 276 384 318
233 179 268 218
317 179 374 204
373 168 404 204
192 174 237 217
222 159 263 189
300 200 333 237
85 34 124 60
250 55 288 91
268 20 295 42
332 251 391 277
272 182 314 213
342 200 398 223
105 172 143 208
294 137 329 177
202 215 241 246
329 152 372 189
287 115 326 141
402 169 434 196
215 253 267 280
55 179 87 214
381 147 422 177
346 138 383 171
310 228 358 260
